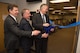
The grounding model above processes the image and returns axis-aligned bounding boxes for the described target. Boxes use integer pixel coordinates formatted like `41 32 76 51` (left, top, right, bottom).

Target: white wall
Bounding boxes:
0 0 46 11
16 0 47 12
76 1 80 53
26 0 47 11
0 0 17 4
76 31 80 53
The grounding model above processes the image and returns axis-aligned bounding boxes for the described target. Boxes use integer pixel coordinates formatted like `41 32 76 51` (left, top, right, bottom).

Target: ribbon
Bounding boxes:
58 21 80 28
49 20 80 28
44 20 80 33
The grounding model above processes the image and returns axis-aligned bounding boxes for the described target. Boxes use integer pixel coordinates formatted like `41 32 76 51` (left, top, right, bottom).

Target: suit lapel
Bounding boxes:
8 15 18 26
45 14 49 23
9 15 17 23
38 13 48 23
24 18 33 30
38 13 44 23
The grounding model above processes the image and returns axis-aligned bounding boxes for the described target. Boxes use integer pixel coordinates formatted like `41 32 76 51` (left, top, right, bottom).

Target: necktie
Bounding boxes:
42 15 46 23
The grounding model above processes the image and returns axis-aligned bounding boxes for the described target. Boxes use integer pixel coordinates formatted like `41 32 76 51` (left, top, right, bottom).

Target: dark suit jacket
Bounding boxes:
4 15 32 49
19 18 33 48
32 13 50 38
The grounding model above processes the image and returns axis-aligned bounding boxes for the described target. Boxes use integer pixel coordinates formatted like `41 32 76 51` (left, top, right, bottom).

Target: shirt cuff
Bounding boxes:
31 32 33 36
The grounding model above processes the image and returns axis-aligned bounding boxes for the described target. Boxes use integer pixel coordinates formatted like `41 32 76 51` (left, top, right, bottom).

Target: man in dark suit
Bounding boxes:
19 9 34 53
32 4 54 53
4 4 40 53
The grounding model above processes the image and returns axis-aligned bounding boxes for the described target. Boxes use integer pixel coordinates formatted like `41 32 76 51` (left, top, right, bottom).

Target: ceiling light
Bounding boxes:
50 0 70 3
49 8 54 10
54 10 61 12
63 6 76 9
51 10 61 14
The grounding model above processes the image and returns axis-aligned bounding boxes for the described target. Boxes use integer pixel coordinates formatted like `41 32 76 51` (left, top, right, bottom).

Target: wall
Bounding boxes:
26 0 47 11
0 0 47 11
16 0 47 22
76 0 80 53
0 0 17 4
16 0 47 12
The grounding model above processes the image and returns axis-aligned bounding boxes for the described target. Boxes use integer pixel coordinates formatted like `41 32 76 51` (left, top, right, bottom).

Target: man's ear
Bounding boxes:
9 9 12 13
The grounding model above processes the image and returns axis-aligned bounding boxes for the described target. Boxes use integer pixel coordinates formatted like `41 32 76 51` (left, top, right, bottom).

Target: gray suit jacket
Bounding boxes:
4 15 32 49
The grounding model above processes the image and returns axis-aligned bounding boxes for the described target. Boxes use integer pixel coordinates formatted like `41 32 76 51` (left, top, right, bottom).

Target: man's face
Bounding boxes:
41 5 48 14
23 10 31 19
9 7 19 17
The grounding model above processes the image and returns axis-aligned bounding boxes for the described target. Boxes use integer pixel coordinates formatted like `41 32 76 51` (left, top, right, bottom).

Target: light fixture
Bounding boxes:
49 8 54 10
52 10 61 14
63 6 76 9
50 0 70 3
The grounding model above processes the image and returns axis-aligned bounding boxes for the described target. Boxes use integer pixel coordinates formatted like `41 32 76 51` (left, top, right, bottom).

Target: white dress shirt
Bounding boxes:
40 12 46 23
9 14 17 22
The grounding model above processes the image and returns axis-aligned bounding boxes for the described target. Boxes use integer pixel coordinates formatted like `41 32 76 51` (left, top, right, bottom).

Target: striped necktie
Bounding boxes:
42 15 46 23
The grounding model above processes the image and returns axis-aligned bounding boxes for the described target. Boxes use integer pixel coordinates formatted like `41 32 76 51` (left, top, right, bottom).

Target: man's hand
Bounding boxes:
43 23 50 27
41 33 48 38
32 30 40 36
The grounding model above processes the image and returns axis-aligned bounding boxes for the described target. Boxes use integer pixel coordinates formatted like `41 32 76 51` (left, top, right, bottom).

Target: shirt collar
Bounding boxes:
9 14 17 22
27 18 31 21
40 11 44 16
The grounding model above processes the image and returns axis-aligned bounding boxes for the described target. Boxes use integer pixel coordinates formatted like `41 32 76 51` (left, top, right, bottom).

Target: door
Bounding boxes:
0 2 8 52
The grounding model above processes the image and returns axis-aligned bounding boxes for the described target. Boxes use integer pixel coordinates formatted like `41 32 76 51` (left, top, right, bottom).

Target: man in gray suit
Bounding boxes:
4 4 40 53
32 4 54 53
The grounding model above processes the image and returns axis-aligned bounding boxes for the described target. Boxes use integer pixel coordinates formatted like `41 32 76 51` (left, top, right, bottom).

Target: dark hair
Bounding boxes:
40 4 48 10
21 9 29 16
7 4 18 12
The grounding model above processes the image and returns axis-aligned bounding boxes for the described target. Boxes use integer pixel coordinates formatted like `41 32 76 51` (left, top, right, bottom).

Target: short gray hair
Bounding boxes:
40 4 48 10
21 9 29 16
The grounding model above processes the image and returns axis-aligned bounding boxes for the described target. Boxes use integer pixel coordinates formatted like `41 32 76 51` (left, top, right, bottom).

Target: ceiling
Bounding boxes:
49 0 78 15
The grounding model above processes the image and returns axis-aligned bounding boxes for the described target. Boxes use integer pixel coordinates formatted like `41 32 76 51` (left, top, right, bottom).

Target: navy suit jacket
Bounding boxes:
19 18 33 48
